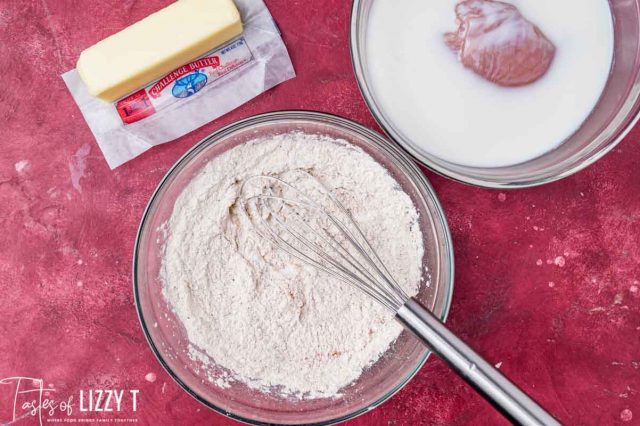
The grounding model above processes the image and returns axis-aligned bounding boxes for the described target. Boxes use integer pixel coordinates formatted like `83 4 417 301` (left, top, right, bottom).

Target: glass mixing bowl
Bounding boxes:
133 111 454 425
350 0 640 188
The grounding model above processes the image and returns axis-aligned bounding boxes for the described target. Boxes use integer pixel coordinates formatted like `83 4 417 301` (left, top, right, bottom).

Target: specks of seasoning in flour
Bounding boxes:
160 133 424 398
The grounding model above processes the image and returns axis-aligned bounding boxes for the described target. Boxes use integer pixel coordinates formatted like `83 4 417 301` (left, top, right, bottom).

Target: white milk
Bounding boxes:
365 0 614 167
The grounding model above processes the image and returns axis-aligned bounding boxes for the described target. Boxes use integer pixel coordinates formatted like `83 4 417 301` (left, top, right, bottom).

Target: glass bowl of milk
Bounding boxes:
351 0 640 187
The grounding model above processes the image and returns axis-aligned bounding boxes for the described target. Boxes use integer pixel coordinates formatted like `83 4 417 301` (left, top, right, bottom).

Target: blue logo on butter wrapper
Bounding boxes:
172 70 208 98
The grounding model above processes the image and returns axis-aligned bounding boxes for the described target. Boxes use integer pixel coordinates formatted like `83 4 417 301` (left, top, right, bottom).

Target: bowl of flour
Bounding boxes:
134 111 454 425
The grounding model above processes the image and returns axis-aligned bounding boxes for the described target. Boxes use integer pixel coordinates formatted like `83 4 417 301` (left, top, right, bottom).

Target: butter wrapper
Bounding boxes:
62 0 295 169
116 38 254 124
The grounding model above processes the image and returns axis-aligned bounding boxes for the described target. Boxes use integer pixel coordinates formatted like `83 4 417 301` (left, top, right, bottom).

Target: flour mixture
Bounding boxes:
161 132 424 398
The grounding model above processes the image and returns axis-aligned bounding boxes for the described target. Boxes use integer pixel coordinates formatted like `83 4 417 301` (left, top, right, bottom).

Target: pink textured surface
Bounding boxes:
1 0 639 425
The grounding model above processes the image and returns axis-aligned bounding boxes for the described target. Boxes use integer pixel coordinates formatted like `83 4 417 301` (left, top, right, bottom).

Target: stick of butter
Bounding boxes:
77 0 243 102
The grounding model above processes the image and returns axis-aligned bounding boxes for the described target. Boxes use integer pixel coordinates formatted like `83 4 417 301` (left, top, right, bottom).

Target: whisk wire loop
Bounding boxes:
240 173 408 311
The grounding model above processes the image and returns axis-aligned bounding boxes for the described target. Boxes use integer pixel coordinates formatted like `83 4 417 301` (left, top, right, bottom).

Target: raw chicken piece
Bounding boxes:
444 0 555 87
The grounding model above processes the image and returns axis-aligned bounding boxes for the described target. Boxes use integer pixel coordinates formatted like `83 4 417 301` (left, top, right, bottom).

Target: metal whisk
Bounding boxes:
241 171 559 426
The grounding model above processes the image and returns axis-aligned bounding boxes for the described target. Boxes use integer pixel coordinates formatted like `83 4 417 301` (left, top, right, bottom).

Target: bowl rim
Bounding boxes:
132 110 455 426
349 0 640 189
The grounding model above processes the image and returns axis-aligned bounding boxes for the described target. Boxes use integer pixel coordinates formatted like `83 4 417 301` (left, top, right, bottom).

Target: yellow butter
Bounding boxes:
77 0 243 102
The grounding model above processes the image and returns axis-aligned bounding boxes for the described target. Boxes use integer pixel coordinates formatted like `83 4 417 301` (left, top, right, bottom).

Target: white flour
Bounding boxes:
161 132 424 398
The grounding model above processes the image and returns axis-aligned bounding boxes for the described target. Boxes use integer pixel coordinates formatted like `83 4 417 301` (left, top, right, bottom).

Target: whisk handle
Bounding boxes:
396 298 560 426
